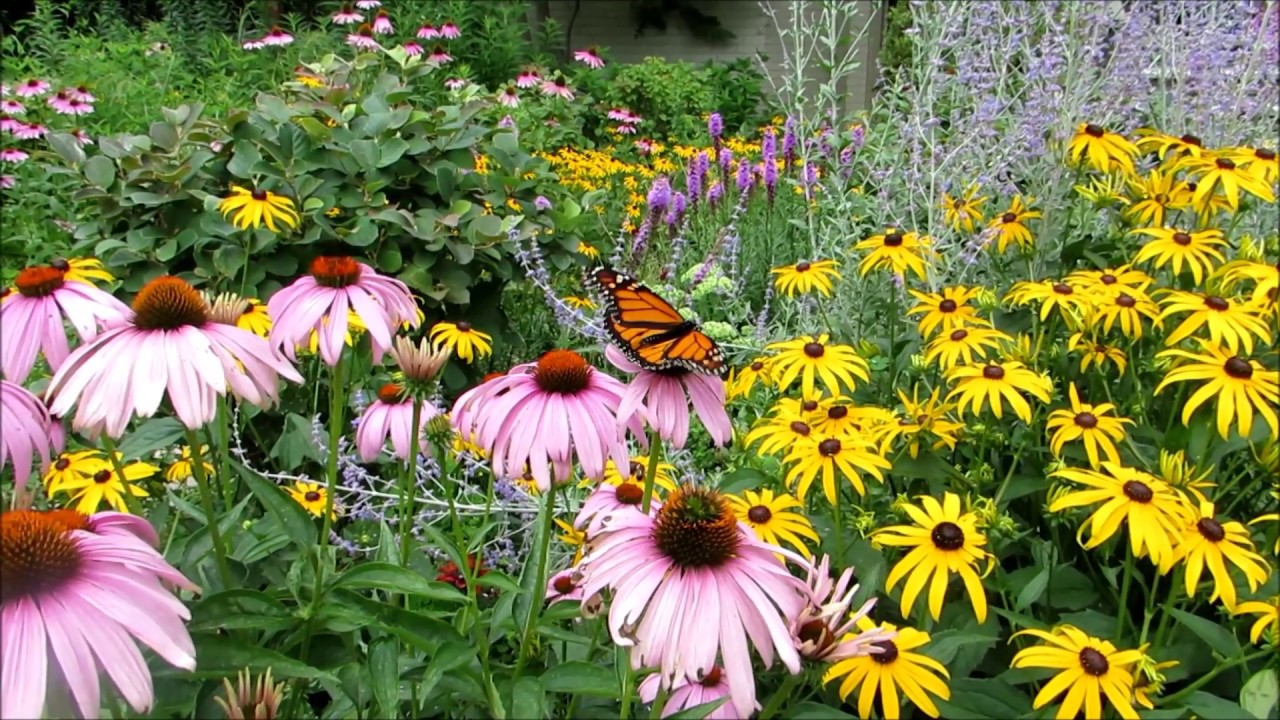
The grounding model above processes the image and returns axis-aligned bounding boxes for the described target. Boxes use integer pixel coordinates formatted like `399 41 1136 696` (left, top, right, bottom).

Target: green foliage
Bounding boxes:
600 57 715 141
877 0 915 85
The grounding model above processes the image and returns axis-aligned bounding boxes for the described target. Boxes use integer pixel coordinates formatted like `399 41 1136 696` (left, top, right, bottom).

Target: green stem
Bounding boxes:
1114 543 1134 638
567 619 604 718
514 485 557 679
991 449 1023 507
319 355 347 548
184 429 234 589
399 398 424 570
98 435 145 516
618 659 635 720
640 429 663 515
832 482 844 559
216 397 235 510
1158 649 1272 706
759 672 803 720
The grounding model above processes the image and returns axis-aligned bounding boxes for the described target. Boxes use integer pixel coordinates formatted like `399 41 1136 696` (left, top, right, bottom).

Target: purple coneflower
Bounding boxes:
498 114 516 129
49 92 92 116
47 276 302 438
268 256 418 367
355 383 442 462
634 138 655 155
614 123 636 135
0 508 199 718
241 36 266 50
573 47 605 69
0 175 13 189
607 346 731 449
0 84 7 96
0 100 23 115
639 668 738 719
547 568 585 606
2 115 23 133
607 108 632 122
498 86 520 107
541 76 574 101
331 4 363 24
0 148 28 164
71 129 92 146
575 485 808 718
450 350 641 491
516 67 541 88
534 195 552 211
792 555 891 660
262 26 294 46
66 86 95 103
445 77 467 91
417 23 439 39
347 23 379 49
401 41 423 57
1 379 53 498
355 0 381 8
13 123 47 140
371 10 394 34
439 21 461 39
427 45 452 63
1 264 130 384
14 79 49 97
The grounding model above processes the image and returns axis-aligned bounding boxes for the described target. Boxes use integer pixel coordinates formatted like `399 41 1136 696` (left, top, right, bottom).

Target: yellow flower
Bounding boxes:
1132 647 1179 710
1213 259 1280 312
1154 340 1279 440
1004 279 1091 326
218 185 300 232
1233 597 1279 646
783 433 891 503
941 183 987 233
295 72 326 88
42 449 109 492
237 298 272 337
809 397 894 440
1085 286 1161 340
1067 123 1139 174
429 321 493 363
1063 265 1154 296
1173 500 1270 610
987 194 1041 253
1067 333 1128 375
1048 463 1188 570
725 488 819 557
923 326 1011 370
745 411 819 458
1156 449 1215 504
1157 289 1273 355
945 360 1053 423
878 386 963 459
597 456 677 496
1124 168 1183 227
1074 173 1132 206
1223 145 1279 184
562 295 596 311
770 259 841 297
577 242 601 260
50 455 157 514
1134 128 1206 163
288 481 337 520
1175 153 1276 212
766 333 871 398
726 357 772 401
61 257 115 286
854 228 935 280
1010 625 1143 720
824 618 951 719
165 445 213 483
1045 382 1133 469
906 286 991 338
555 518 586 565
304 310 366 354
875 492 993 622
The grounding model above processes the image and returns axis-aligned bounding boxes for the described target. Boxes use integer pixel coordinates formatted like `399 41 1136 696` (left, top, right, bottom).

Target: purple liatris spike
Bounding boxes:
707 112 723 141
850 124 864 151
763 157 777 206
707 180 723 208
687 151 709 208
717 147 733 177
782 117 797 170
646 176 672 215
761 128 776 165
735 158 752 194
665 191 687 227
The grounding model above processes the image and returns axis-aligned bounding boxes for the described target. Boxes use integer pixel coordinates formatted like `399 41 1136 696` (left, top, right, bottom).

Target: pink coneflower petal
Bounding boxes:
639 668 740 720
66 86 95 103
346 24 381 50
13 123 47 140
0 148 28 163
614 124 636 135
540 78 574 101
72 129 93 146
0 380 53 497
445 78 467 91
417 24 440 39
263 27 294 46
607 346 731 449
573 48 605 69
242 37 267 50
401 41 424 57
0 100 24 115
498 87 520 108
515 69 540 88
15 79 50 97
0 175 14 189
371 11 393 34
332 5 363 24
440 21 460 38
427 45 452 63
355 384 440 461
356 0 381 8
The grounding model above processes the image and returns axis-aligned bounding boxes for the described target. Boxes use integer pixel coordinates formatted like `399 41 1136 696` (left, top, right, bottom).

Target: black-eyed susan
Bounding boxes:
1132 648 1179 710
854 228 935 280
941 183 987 233
562 295 596 311
599 456 677 495
1074 173 1132 207
1010 625 1143 720
1156 449 1215 504
165 444 213 484
1067 333 1128 374
1124 168 1184 227
945 360 1053 424
41 449 109 490
1233 596 1279 646
429 321 493 363
1067 122 1139 174
1131 227 1227 284
48 456 157 514
766 334 870 398
874 492 993 622
1224 145 1278 184
1175 153 1276 211
746 412 817 457
1086 287 1161 340
555 518 586 565
725 488 819 557
218 185 300 232
878 386 963 459
1063 264 1154 296
576 241 601 260
810 396 895 439
824 617 951 719
986 194 1041 254
1005 280 1092 325
1045 382 1133 469
727 357 772 400
1049 463 1188 569
1249 488 1280 554
1134 128 1205 163
59 257 115 286
906 286 991 338
288 481 337 520
238 298 272 337
1154 340 1280 440
1213 259 1280 312
1157 289 1273 354
783 433 891 503
770 259 841 297
1173 500 1270 610
923 326 1011 370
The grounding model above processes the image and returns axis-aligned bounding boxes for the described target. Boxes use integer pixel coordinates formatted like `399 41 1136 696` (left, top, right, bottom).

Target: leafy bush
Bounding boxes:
598 57 716 141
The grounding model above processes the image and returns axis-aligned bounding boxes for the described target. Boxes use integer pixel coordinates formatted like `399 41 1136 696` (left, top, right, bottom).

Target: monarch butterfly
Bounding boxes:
585 266 728 378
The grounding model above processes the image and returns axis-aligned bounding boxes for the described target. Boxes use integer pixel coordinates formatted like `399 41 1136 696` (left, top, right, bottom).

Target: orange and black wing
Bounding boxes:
586 266 728 378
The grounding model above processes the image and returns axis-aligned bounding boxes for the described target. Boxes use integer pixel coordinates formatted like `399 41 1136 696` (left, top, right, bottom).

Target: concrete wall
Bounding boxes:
539 0 885 115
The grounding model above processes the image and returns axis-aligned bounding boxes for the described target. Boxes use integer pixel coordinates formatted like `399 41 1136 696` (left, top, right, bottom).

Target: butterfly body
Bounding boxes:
586 266 728 378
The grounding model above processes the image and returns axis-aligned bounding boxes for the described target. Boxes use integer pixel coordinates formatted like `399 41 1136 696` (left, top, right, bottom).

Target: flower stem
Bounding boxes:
618 659 635 720
97 435 145 517
640 429 663 515
185 429 234 589
1114 543 1134 638
760 672 803 720
319 355 347 548
832 482 844 558
1158 649 1272 707
514 484 556 679
216 397 235 510
399 398 423 569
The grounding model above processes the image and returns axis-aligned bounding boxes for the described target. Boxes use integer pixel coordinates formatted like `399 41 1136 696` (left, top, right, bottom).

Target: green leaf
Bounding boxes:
419 640 477 700
789 702 857 719
149 121 179 151
666 697 730 719
350 139 379 171
923 629 999 666
84 156 115 188
227 143 263 179
1168 608 1241 657
1185 691 1251 720
1047 566 1098 610
330 562 468 602
540 662 616 696
241 470 317 549
116 417 186 459
933 678 1032 719
189 589 294 632
510 676 546 720
493 132 519 155
719 467 771 493
1242 669 1278 720
213 244 247 277
1014 567 1050 610
193 636 337 682
368 636 400 719
48 133 87 165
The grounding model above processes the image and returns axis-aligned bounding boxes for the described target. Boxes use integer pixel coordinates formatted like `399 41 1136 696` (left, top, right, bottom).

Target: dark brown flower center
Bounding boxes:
938 299 958 313
803 342 825 358
818 438 842 456
884 232 904 247
1172 232 1191 246
1074 412 1098 429
1215 158 1235 170
1002 212 1017 224
92 469 112 484
310 256 362 288
1257 148 1276 160
790 421 812 436
700 667 723 687
931 521 965 550
1053 283 1074 295
251 189 268 201
456 321 472 332
1100 274 1117 284
131 276 210 330
1084 124 1105 137
377 383 405 404
871 640 899 663
750 361 764 372
14 266 67 298
552 574 577 594
1154 193 1169 204
983 365 1005 380
950 328 969 341
1180 134 1202 146
50 258 71 271
1224 357 1253 379
1116 293 1136 308
304 490 321 503
0 510 83 603
747 505 772 524
827 405 848 420
1079 647 1109 675
653 487 740 568
798 619 832 648
1122 480 1153 503
615 481 644 505
534 349 591 393
796 261 811 272
802 400 819 412
1196 517 1226 542
1203 296 1229 311
54 458 70 471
